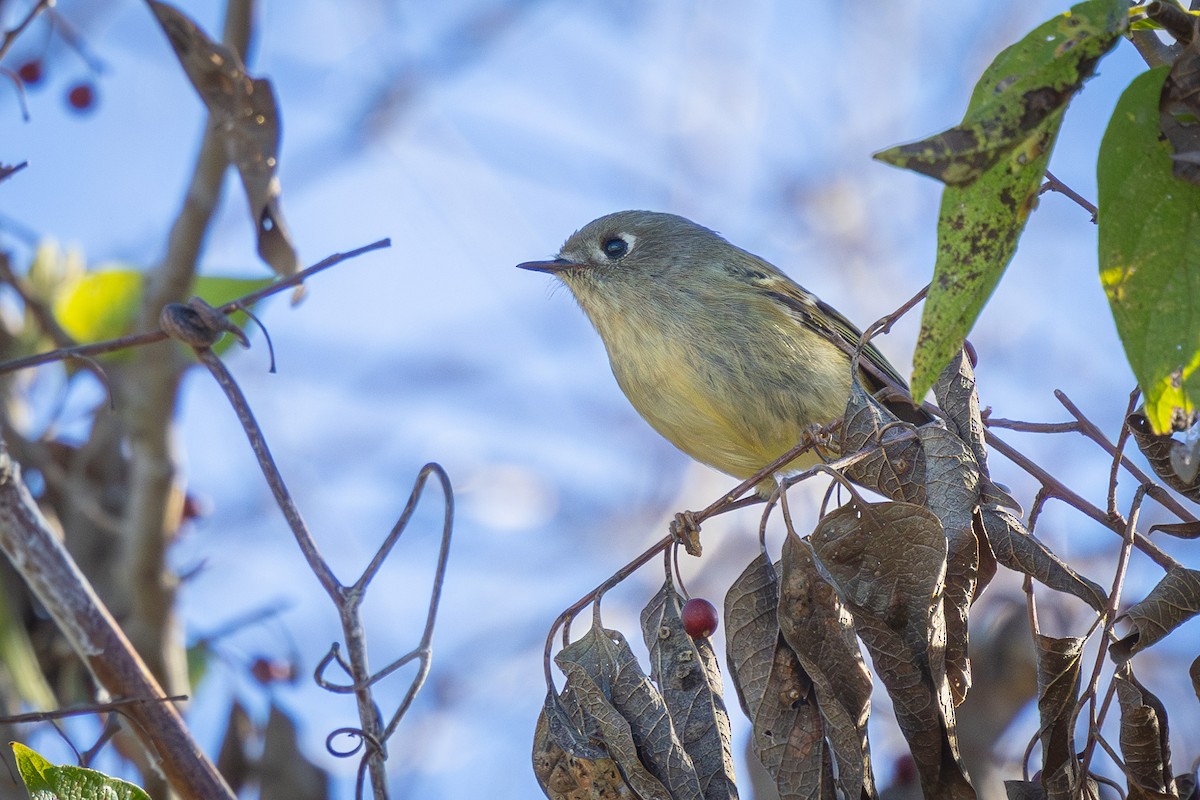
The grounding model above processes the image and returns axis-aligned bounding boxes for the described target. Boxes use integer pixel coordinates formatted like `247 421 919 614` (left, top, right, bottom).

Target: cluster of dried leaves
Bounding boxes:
533 346 1200 800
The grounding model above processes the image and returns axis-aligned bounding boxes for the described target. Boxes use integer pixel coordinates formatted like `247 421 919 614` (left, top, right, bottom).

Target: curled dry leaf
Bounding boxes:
1148 521 1200 539
641 581 738 800
840 380 927 504
724 552 836 800
1127 412 1200 502
810 499 975 800
1113 663 1177 800
147 1 300 282
777 535 877 800
1004 779 1047 800
979 505 1107 611
1111 566 1200 662
918 424 983 706
1033 635 1085 800
533 692 636 800
932 349 989 475
555 625 702 800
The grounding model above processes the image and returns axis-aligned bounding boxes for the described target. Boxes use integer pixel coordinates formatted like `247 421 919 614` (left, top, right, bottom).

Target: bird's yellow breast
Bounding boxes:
592 296 852 482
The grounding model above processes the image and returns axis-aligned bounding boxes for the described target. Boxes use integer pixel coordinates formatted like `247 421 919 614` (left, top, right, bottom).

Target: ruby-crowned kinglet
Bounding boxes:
518 210 927 496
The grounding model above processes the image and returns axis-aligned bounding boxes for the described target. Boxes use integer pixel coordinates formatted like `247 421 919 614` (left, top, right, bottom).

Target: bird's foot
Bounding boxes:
670 511 703 557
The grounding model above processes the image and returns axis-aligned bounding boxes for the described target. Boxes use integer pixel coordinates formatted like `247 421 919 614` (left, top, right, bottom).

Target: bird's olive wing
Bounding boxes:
760 283 930 424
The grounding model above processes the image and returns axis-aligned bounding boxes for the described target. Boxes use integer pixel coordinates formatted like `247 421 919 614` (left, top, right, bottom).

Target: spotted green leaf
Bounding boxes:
875 0 1127 401
1099 66 1200 434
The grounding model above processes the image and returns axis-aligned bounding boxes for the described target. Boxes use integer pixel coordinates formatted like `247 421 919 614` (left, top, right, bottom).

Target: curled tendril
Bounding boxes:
326 726 379 758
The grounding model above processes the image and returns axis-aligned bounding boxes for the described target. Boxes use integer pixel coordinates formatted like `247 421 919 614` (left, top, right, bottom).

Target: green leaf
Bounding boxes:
874 0 1127 400
12 742 152 799
1098 66 1200 434
911 114 1063 401
12 742 55 792
52 268 271 355
875 0 1127 185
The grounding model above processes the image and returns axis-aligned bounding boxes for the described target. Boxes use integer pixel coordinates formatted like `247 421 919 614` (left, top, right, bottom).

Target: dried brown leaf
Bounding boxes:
918 424 983 706
260 705 331 800
556 625 701 800
979 505 1107 610
1148 521 1200 539
932 350 988 474
1126 412 1200 502
1112 566 1200 661
148 1 300 281
1191 656 1200 706
534 692 636 800
724 552 836 800
1114 663 1177 800
810 499 975 800
1033 635 1084 800
778 535 876 800
841 380 927 504
1004 779 1047 800
641 581 738 800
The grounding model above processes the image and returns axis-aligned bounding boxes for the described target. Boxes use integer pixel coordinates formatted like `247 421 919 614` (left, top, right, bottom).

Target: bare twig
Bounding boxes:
0 0 53 63
985 431 1180 571
0 239 391 377
1040 170 1098 221
0 694 189 727
1073 486 1146 792
187 339 452 798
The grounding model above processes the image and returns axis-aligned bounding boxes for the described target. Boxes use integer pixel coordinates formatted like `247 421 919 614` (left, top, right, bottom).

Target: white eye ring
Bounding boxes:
599 233 635 261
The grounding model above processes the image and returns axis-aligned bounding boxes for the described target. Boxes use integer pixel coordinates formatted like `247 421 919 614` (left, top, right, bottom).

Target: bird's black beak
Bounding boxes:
516 258 585 274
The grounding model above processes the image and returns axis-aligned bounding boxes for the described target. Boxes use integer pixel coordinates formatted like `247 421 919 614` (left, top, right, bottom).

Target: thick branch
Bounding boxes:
0 437 233 799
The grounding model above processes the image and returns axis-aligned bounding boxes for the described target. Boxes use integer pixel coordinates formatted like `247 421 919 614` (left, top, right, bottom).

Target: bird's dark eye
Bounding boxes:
602 236 629 260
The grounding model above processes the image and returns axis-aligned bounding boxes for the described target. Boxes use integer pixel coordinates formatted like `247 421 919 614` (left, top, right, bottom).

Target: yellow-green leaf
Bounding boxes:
1098 66 1200 434
12 742 152 799
875 0 1127 185
878 0 1127 400
52 268 142 345
53 268 271 354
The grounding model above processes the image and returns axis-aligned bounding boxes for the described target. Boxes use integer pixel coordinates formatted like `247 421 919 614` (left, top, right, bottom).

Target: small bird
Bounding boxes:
518 210 927 496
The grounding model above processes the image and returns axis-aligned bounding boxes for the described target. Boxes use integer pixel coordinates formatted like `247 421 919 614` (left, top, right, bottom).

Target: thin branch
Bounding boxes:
984 431 1180 571
0 0 53 63
0 439 234 799
1054 390 1198 525
193 347 340 597
1041 170 1098 221
0 239 391 377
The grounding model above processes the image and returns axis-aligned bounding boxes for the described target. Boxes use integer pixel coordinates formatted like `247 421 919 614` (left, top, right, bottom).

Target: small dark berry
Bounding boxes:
681 598 719 639
17 60 43 85
66 82 96 112
249 657 295 685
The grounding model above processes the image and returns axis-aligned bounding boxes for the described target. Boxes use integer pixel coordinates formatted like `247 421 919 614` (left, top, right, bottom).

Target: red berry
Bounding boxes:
893 754 918 785
249 656 295 685
181 493 210 522
681 598 719 639
66 82 95 111
17 60 43 85
963 339 978 368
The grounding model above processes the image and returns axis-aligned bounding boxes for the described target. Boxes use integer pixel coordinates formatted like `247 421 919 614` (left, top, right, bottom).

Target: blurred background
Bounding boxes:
2 1 1194 798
